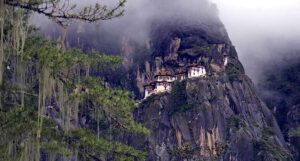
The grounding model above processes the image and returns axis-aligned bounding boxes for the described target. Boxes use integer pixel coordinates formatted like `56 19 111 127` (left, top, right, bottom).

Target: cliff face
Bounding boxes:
130 21 290 161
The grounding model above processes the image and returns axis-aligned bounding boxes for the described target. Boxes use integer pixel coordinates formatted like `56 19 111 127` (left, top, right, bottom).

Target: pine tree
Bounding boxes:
0 1 148 160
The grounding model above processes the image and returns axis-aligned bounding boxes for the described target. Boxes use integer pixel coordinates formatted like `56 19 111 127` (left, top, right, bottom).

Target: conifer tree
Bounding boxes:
0 1 148 160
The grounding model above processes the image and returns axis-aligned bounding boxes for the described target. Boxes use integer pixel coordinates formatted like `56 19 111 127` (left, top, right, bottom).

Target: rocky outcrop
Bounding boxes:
134 74 288 160
129 19 290 160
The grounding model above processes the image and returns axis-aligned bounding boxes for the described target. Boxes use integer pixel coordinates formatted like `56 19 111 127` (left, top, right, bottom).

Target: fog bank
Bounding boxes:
32 0 300 83
211 0 300 82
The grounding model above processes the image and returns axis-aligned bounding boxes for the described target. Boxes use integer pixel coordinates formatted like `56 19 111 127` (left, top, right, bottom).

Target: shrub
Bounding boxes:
170 81 191 113
227 115 245 129
173 144 194 159
225 63 240 82
289 128 300 138
253 139 291 161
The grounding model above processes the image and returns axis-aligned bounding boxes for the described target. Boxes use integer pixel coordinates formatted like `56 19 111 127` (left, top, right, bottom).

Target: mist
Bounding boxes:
211 0 300 83
32 0 223 49
32 0 300 83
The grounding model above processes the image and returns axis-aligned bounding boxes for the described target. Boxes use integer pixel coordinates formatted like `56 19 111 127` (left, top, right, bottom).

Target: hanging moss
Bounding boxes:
0 2 4 111
0 4 149 160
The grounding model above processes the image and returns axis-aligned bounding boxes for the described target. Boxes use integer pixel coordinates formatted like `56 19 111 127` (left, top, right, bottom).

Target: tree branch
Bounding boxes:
4 0 126 25
100 106 129 131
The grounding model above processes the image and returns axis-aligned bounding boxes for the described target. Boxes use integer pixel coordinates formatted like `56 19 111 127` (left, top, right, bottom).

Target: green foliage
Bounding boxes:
180 44 211 55
226 115 245 129
0 107 147 161
192 44 211 52
289 128 300 138
74 77 149 136
66 129 147 161
0 36 147 160
261 127 275 140
173 144 194 159
225 63 240 82
225 58 245 82
172 142 228 160
170 81 191 113
253 126 291 161
40 118 71 156
5 0 126 25
214 141 229 159
0 107 70 160
0 107 37 136
24 36 122 75
253 139 291 161
288 128 300 151
0 1 149 160
141 93 163 106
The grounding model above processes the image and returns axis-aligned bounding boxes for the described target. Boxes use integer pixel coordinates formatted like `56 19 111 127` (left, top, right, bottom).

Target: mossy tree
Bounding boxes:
0 1 149 160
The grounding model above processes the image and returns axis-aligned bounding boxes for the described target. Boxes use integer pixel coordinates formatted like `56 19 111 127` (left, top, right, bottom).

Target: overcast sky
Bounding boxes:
32 0 300 82
211 0 300 82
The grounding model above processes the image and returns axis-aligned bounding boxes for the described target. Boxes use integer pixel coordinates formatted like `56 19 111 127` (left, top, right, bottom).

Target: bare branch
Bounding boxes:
4 0 126 26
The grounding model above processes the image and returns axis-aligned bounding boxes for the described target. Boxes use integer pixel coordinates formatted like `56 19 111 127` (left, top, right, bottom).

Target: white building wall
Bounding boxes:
144 90 150 99
201 67 206 76
157 77 162 81
145 66 208 99
166 85 172 91
224 57 228 66
177 75 186 81
156 84 165 92
172 77 177 82
188 67 206 78
157 76 176 82
156 83 171 93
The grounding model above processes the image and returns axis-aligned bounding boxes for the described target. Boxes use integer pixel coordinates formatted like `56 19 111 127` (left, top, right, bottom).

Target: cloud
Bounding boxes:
32 0 223 53
211 0 300 82
31 0 300 83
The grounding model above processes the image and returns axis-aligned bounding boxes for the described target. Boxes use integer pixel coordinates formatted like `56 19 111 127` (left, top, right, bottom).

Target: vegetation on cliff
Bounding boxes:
170 81 191 113
258 56 300 160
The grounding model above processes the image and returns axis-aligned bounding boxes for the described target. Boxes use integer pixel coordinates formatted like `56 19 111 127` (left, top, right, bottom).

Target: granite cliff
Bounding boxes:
127 20 291 161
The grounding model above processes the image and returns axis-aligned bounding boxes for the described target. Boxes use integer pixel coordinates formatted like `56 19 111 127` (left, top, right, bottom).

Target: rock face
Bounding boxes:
130 20 290 161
